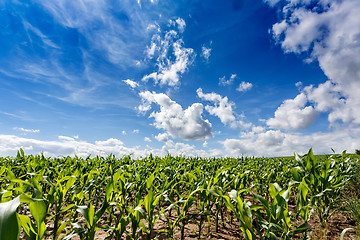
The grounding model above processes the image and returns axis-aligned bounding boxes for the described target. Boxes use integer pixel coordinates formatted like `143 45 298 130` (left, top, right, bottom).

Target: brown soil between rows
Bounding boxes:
20 200 359 240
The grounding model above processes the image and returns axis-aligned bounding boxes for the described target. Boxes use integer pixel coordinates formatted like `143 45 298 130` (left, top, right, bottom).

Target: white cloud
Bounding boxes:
267 93 318 130
58 135 76 141
222 126 360 157
0 134 145 158
197 88 235 125
197 88 252 129
219 74 237 86
236 81 253 92
201 46 212 61
142 22 196 86
168 18 186 33
144 137 152 142
95 138 124 146
123 79 139 89
1 126 358 159
264 0 280 7
146 42 158 58
202 141 208 147
270 0 360 126
155 132 169 142
122 130 127 135
175 18 186 33
133 129 140 134
0 134 224 158
138 91 213 140
13 127 40 134
156 141 222 157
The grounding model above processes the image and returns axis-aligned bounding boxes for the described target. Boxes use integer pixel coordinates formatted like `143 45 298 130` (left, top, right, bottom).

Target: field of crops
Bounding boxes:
1 148 359 240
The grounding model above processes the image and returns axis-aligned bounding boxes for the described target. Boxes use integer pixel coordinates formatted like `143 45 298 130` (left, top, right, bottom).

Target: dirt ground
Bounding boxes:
58 206 359 240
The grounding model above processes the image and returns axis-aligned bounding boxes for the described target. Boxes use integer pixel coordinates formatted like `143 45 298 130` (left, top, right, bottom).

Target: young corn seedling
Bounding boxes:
125 205 146 240
46 176 77 240
0 194 48 240
143 189 165 240
253 183 310 239
18 195 48 240
223 189 257 240
291 148 348 226
0 196 21 240
65 198 109 240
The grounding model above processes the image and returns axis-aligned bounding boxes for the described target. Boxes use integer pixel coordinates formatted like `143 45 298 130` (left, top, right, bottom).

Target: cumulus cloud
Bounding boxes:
267 93 318 130
236 81 253 92
155 132 169 142
197 88 252 129
219 74 237 86
138 91 213 140
142 19 195 86
222 126 360 157
123 79 139 88
157 140 222 157
138 91 212 140
144 137 152 142
0 134 224 158
0 134 143 158
197 88 235 124
269 0 360 126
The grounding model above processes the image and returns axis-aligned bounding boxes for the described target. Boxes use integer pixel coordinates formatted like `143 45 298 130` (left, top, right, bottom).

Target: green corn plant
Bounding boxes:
158 192 179 239
212 167 242 231
46 176 77 239
65 198 109 240
194 176 221 238
18 195 48 240
9 171 49 240
0 196 21 240
103 170 129 240
125 205 146 240
222 189 257 240
0 195 48 240
253 183 310 239
140 171 164 240
291 148 349 226
174 195 196 240
143 189 164 239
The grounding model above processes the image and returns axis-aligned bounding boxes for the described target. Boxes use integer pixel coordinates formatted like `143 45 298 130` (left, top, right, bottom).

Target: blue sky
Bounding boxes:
1 0 360 157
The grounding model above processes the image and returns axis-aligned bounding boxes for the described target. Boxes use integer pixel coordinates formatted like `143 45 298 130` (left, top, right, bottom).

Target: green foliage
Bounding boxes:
356 149 360 155
0 148 357 239
343 196 360 227
0 196 20 240
291 148 351 226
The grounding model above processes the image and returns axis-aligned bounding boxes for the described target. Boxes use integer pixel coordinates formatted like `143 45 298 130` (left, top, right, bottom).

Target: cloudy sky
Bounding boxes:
1 0 360 158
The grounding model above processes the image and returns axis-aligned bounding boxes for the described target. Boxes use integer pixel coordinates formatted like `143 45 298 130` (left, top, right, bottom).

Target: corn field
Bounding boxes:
0 148 359 240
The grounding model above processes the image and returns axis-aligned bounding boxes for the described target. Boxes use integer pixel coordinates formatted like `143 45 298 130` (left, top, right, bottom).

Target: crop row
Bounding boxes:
0 148 358 239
